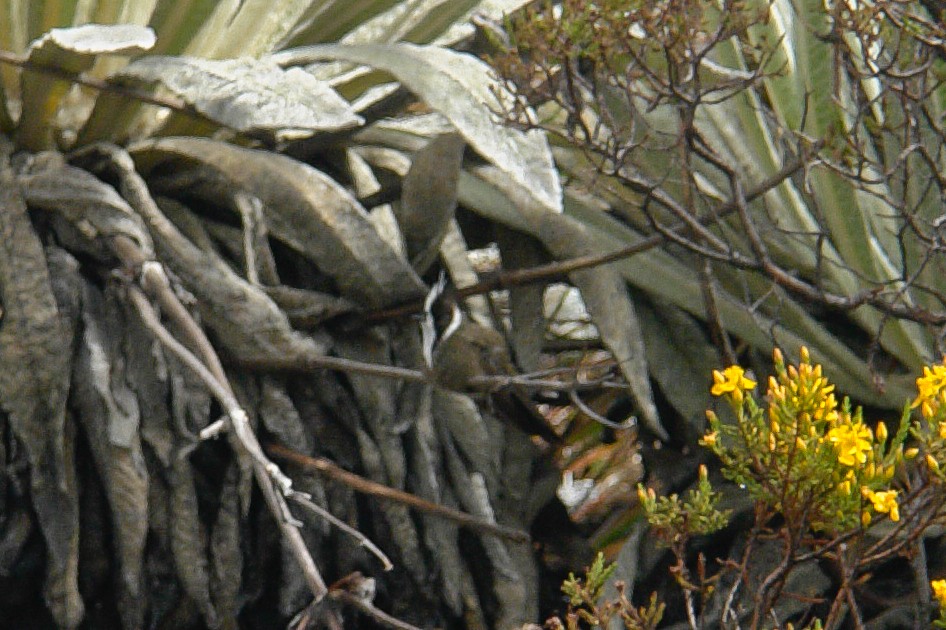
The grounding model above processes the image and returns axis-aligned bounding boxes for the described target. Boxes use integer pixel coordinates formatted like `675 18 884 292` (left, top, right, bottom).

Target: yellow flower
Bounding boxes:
826 423 872 467
933 579 946 608
863 489 900 522
711 366 756 401
913 362 946 417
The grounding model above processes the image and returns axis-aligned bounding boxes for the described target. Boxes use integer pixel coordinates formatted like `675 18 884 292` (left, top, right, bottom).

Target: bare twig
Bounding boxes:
568 389 637 430
234 353 626 393
231 353 428 383
288 491 394 571
266 443 531 543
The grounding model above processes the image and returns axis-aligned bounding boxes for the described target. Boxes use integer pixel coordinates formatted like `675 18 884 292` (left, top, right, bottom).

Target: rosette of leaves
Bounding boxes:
0 1 633 628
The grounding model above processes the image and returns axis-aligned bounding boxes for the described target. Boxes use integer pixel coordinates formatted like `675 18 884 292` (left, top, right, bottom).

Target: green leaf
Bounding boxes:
16 24 155 150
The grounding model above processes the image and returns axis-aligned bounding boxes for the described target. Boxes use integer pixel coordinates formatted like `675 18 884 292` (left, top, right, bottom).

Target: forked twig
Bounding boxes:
329 589 424 630
125 283 328 600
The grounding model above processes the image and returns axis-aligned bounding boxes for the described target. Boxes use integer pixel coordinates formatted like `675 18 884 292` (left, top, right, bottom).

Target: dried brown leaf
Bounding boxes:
0 154 82 628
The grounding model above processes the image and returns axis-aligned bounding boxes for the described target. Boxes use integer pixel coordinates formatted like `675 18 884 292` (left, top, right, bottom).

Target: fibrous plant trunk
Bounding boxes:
0 136 563 630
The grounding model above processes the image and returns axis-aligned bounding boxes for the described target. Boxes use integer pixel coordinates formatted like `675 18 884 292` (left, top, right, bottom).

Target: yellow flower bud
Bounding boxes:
699 464 709 481
701 431 718 447
861 510 872 527
773 347 783 364
905 447 919 459
801 346 810 363
875 422 888 443
928 454 941 472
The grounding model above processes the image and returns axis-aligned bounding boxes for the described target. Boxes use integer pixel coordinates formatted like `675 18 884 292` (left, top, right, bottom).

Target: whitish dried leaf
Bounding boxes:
271 43 562 213
259 378 311 453
77 145 330 363
114 56 362 140
432 390 498 491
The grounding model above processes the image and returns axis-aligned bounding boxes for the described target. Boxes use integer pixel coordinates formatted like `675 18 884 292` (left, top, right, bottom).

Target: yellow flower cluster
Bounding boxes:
911 357 946 480
933 578 946 608
766 347 839 424
705 347 904 532
914 362 946 419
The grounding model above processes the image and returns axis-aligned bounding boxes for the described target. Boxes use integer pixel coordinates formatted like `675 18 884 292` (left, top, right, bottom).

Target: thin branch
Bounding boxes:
266 443 531 543
288 491 394 571
231 353 428 383
233 353 626 392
